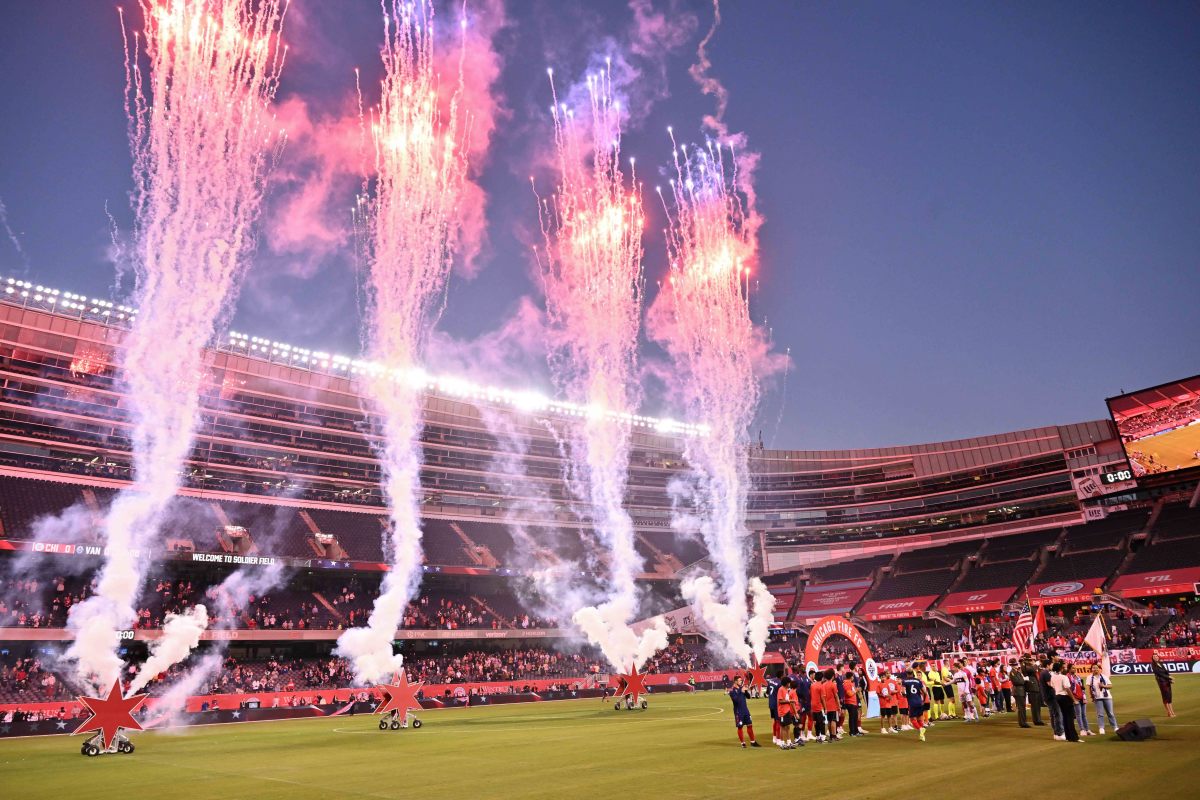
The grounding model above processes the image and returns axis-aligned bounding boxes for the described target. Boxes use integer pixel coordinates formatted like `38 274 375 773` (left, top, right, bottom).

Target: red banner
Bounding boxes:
1110 566 1200 598
857 595 939 621
939 587 1018 614
1028 578 1107 606
802 615 874 670
0 669 748 715
794 579 872 620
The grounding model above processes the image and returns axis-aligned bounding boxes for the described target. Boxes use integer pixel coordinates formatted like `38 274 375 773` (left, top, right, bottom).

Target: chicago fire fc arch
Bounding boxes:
802 615 877 680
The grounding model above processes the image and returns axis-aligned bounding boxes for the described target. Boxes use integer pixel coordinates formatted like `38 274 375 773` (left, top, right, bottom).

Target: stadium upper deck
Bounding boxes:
0 277 1133 567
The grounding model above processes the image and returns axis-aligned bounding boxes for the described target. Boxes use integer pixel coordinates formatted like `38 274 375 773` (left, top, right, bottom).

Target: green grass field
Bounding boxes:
1 676 1196 800
1130 422 1200 473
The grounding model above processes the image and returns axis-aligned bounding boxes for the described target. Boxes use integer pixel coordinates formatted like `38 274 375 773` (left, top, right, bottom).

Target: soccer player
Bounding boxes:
810 670 828 741
902 668 930 742
776 677 804 749
977 663 993 718
728 675 761 748
895 664 912 730
952 661 975 722
878 668 899 733
766 670 783 745
822 668 842 740
795 666 814 741
842 669 862 736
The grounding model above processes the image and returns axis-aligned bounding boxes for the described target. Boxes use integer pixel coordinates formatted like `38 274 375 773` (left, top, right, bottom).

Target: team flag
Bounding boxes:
1083 615 1111 677
1033 603 1047 640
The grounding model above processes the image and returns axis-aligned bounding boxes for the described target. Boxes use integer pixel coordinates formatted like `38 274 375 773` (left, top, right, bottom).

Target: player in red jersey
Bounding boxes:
809 670 828 741
878 668 901 734
821 669 841 740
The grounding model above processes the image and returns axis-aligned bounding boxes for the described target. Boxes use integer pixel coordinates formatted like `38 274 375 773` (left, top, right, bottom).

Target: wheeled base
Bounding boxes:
80 732 134 756
378 717 423 730
614 698 649 711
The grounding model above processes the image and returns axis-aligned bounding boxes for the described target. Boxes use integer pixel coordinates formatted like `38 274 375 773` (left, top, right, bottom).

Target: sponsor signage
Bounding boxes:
793 579 872 618
1110 566 1200 598
939 587 1018 614
1076 647 1200 675
631 606 701 637
1072 473 1136 502
192 553 276 566
802 615 875 676
857 595 940 621
0 537 564 580
1027 578 1106 606
1108 661 1200 675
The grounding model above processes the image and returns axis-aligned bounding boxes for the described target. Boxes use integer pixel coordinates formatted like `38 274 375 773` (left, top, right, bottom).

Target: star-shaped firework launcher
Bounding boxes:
613 664 649 705
747 658 768 691
74 680 148 749
375 669 424 717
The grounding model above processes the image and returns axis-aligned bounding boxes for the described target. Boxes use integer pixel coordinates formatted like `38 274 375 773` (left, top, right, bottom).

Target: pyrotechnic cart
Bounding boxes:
80 732 134 757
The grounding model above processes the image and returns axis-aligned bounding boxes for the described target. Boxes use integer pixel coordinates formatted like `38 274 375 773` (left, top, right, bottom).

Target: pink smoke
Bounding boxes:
425 295 553 388
262 1 506 280
264 97 362 278
433 0 507 275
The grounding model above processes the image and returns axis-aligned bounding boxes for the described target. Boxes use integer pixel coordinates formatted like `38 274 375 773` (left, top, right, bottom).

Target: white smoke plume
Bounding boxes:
647 127 768 666
126 604 209 694
64 0 288 690
337 0 499 685
681 575 750 665
144 559 286 725
746 576 774 663
533 62 665 671
144 650 223 729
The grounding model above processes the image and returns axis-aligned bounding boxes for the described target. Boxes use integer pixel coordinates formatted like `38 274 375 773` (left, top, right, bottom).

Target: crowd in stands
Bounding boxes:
0 655 74 705
0 570 556 632
644 643 717 674
1119 397 1200 441
0 576 89 628
1152 618 1200 647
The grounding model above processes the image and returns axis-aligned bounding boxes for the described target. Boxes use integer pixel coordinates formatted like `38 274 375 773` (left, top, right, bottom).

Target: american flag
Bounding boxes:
1013 601 1034 654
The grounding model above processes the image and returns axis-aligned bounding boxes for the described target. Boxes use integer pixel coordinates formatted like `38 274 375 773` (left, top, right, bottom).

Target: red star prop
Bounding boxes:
74 680 147 749
375 670 424 717
747 659 767 691
614 664 649 705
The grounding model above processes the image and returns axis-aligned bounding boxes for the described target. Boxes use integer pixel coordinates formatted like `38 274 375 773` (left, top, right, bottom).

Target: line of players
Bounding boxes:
728 657 1019 749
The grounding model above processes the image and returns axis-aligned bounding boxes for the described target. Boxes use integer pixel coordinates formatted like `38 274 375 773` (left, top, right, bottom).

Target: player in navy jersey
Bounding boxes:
766 672 783 745
901 668 930 742
795 667 813 742
728 675 761 748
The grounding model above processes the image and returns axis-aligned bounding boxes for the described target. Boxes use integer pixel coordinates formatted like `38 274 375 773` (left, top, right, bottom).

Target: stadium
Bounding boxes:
1 2 1198 800
2 277 1198 796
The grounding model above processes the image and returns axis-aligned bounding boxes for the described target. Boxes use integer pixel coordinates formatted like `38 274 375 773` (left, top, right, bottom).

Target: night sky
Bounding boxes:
1 1 1197 450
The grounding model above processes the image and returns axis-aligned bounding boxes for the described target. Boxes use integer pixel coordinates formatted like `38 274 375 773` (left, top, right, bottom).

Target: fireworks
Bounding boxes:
535 62 666 671
66 0 287 690
655 135 769 666
336 0 473 685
